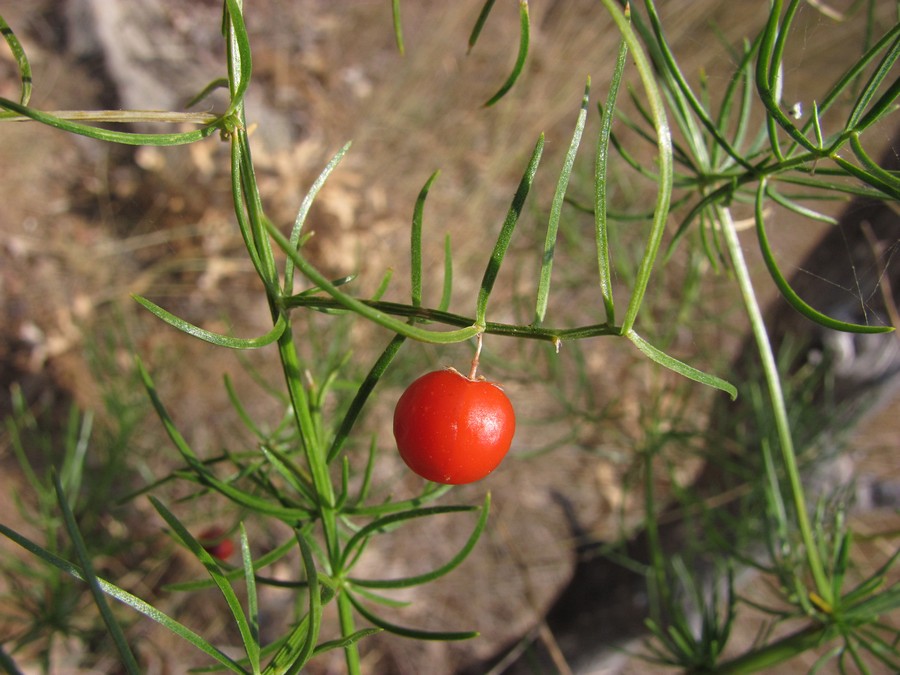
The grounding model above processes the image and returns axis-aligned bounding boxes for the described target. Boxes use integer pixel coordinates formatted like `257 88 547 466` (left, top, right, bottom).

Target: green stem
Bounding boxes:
337 593 362 675
268 219 480 345
283 294 618 341
716 204 831 604
276 319 361 673
224 41 355 673
275 327 335 508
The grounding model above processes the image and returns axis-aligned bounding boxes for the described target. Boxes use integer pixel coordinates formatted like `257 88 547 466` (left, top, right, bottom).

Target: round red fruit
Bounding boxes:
393 368 515 485
198 526 235 561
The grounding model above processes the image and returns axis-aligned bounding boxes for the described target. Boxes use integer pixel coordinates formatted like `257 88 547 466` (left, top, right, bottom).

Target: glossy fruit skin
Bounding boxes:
393 368 515 484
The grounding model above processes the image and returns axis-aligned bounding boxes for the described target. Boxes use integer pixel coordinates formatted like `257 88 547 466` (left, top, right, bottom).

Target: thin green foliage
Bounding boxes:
599 0 674 336
755 179 893 334
346 495 490 589
482 0 530 107
476 133 544 326
626 330 737 399
326 334 406 463
284 142 353 293
265 532 322 673
535 79 589 326
639 0 754 171
649 0 898 335
596 0 898 670
270 218 482 344
391 0 405 56
467 0 498 52
0 522 248 672
152 497 261 672
1 384 146 673
411 171 441 309
719 201 831 602
132 296 289 348
1 0 897 672
439 234 454 312
0 96 221 144
0 14 31 105
595 38 629 326
53 474 141 674
346 594 479 641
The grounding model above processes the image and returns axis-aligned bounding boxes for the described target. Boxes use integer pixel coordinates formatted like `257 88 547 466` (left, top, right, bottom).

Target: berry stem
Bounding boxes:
469 333 483 379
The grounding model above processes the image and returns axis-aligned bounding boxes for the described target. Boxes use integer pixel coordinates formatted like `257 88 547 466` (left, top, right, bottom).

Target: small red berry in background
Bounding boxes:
393 337 515 484
198 526 235 561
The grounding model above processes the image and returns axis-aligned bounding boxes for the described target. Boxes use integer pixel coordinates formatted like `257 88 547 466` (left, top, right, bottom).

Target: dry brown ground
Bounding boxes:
1 1 898 673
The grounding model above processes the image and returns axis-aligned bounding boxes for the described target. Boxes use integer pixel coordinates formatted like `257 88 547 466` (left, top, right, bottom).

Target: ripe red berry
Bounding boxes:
198 526 235 561
393 368 515 484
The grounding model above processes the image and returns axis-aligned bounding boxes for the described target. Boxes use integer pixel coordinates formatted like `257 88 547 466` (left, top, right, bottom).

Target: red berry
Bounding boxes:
393 368 515 484
198 526 235 561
